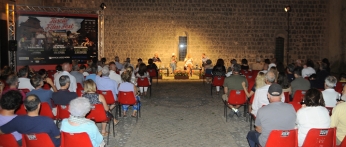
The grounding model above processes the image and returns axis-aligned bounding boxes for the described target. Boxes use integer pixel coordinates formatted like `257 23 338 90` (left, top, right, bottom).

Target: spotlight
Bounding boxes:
180 44 185 48
284 6 291 12
100 3 106 10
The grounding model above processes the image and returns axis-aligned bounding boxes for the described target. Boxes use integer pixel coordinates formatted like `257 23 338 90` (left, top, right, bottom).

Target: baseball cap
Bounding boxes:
268 83 283 96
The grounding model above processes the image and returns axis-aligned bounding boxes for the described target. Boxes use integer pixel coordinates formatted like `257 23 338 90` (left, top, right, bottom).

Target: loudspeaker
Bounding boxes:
9 40 17 51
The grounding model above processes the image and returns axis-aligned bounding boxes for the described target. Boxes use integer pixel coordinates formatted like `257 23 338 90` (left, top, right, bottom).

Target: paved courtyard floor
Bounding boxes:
99 80 250 147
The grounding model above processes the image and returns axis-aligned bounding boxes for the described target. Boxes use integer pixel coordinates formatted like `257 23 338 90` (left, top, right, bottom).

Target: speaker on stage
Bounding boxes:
9 40 17 51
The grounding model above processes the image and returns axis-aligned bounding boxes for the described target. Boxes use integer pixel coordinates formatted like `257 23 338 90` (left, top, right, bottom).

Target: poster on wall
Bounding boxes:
16 14 98 65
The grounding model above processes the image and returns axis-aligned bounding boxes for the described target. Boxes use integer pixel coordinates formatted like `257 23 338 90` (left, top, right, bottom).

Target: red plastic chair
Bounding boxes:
117 91 141 122
252 70 260 78
337 136 346 147
77 83 83 90
246 75 255 83
224 90 246 121
43 83 51 90
289 101 301 112
39 102 55 119
60 131 93 147
292 90 307 103
211 76 225 95
22 133 55 147
15 104 27 115
301 128 336 147
284 92 290 103
247 80 255 93
326 107 333 116
0 134 20 147
86 103 114 145
136 77 151 96
18 88 30 94
97 90 116 105
76 85 84 97
265 129 298 147
241 70 252 77
336 82 346 93
147 69 158 84
56 105 70 126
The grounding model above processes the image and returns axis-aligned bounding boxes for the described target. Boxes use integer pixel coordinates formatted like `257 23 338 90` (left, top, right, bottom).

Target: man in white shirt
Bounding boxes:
251 71 285 116
54 62 77 92
17 67 35 91
109 62 122 85
301 60 316 78
322 76 341 107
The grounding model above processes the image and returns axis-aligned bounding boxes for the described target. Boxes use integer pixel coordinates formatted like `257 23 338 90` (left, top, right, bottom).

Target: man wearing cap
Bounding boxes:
251 71 285 116
247 84 296 147
95 66 118 102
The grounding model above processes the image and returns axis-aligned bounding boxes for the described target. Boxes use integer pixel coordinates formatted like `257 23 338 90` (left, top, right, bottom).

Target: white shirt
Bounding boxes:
322 89 341 107
109 70 122 85
251 84 285 116
18 77 35 91
302 67 316 78
54 71 77 92
268 63 276 70
296 106 331 146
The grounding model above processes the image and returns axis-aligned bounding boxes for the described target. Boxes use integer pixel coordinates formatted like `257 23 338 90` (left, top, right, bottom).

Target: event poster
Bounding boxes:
16 15 98 65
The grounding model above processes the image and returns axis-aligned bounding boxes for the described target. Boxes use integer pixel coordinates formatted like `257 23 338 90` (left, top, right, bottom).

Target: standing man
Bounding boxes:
54 62 77 92
247 84 296 147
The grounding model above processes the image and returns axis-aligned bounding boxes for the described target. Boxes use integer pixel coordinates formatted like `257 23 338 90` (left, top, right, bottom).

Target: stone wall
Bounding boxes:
14 0 331 68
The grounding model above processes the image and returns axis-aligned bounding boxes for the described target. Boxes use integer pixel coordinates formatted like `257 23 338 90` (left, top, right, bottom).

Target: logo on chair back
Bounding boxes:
302 91 306 94
91 105 95 109
236 90 241 95
217 77 221 80
319 129 328 136
102 92 107 95
61 105 67 109
281 131 290 137
27 134 37 140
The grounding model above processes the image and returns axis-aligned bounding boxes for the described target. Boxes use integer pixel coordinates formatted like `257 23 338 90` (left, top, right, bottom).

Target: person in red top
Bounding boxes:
2 74 26 100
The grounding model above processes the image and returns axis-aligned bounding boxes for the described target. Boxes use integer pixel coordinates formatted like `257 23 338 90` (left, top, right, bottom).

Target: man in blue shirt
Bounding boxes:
96 66 118 102
85 65 98 82
0 95 61 147
27 75 57 108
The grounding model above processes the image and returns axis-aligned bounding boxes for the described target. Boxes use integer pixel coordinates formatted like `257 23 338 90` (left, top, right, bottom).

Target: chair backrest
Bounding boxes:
18 88 30 94
60 131 93 147
336 82 346 93
301 128 336 147
247 80 255 93
86 104 108 122
284 92 290 103
265 129 298 147
56 105 70 120
339 135 346 147
0 134 20 147
292 90 307 103
325 107 333 116
77 83 83 89
289 102 301 112
97 90 116 105
22 133 55 147
43 83 51 90
227 90 247 105
39 102 55 119
252 70 260 77
147 69 157 77
137 77 150 87
15 103 27 115
212 76 225 86
118 91 136 105
241 70 252 76
249 94 255 104
76 87 84 97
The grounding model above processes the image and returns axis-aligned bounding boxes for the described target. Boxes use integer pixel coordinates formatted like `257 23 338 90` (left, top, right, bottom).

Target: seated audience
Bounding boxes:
309 74 320 89
85 65 98 82
204 59 213 83
247 84 296 147
295 59 303 69
277 73 291 93
223 64 247 115
54 62 77 92
53 64 62 80
290 68 310 98
322 58 331 73
302 59 316 78
83 79 119 136
0 90 23 145
330 99 346 145
242 71 265 113
60 98 105 147
0 94 61 147
26 75 57 108
268 58 276 70
0 66 13 81
251 71 285 116
109 62 122 85
17 67 35 91
114 56 123 71
70 64 85 86
119 68 140 117
286 64 295 83
316 63 330 89
261 59 270 73
52 76 78 105
296 88 330 146
212 59 226 94
322 76 341 107
135 58 143 73
2 74 26 99
250 57 262 71
147 59 158 83
241 59 249 70
136 63 151 96
37 69 47 79
95 66 118 101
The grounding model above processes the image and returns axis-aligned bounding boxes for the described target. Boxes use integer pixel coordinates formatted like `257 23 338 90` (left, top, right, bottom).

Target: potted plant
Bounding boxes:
174 70 189 79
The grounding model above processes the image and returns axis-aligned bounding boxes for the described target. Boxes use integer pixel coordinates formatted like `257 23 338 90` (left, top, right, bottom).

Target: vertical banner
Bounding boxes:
16 15 98 65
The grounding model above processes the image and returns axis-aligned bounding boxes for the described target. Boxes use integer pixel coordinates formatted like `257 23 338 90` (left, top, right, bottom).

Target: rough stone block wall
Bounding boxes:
16 0 328 67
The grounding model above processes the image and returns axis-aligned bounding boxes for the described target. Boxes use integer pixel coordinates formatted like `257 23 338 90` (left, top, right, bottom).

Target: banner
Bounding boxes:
16 15 98 65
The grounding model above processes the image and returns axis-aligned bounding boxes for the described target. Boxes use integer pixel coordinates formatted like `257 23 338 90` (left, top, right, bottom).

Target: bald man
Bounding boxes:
54 62 77 92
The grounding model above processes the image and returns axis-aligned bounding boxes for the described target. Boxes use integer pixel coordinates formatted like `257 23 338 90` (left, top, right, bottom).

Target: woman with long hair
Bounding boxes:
136 63 150 95
242 72 266 113
212 59 226 94
119 67 140 117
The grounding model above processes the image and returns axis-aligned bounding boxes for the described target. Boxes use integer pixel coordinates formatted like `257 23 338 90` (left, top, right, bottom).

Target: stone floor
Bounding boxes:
97 80 251 147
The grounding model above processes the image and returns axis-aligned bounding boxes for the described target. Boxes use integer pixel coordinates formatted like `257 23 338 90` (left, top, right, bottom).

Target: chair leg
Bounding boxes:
118 104 122 117
243 104 247 117
112 116 115 137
